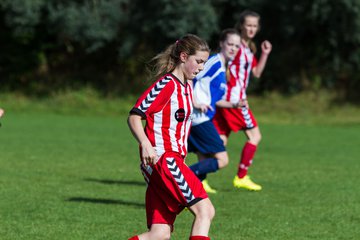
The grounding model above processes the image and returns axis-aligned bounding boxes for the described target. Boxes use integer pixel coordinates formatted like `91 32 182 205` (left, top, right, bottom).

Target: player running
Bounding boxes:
213 10 272 191
188 29 242 193
128 34 214 240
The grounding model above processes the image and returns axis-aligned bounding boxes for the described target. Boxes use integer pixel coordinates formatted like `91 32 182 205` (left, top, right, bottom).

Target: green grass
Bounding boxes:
1 111 359 239
1 91 360 239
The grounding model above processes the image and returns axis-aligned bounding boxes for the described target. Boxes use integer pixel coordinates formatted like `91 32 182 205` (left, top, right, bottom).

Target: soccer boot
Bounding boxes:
233 175 262 191
202 179 217 194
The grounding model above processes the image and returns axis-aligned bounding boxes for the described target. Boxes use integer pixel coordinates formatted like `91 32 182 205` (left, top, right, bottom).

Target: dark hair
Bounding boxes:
235 10 261 54
148 34 210 80
219 28 241 43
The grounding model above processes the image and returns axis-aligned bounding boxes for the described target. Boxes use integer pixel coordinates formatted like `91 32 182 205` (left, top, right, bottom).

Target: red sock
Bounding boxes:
128 236 139 240
189 236 210 240
237 142 257 178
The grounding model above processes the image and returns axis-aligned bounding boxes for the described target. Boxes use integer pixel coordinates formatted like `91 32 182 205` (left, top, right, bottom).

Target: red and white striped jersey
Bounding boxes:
130 73 193 158
225 43 258 101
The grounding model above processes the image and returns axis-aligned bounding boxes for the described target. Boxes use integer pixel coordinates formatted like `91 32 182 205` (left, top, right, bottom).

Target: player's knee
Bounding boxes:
150 231 171 240
191 198 215 222
148 225 171 240
208 205 215 222
220 135 228 146
162 233 171 240
198 201 215 221
250 133 262 145
208 203 215 220
217 156 229 168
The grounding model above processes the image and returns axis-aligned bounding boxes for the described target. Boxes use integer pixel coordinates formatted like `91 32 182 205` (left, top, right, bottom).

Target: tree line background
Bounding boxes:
0 0 359 103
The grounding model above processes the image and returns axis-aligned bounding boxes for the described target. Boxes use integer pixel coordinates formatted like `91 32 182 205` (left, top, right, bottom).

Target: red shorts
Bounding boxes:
213 107 257 137
140 151 208 230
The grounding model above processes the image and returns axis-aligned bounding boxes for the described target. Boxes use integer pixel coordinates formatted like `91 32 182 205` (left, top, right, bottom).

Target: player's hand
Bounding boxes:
239 99 249 109
194 103 213 113
141 141 158 166
233 99 248 109
261 40 272 55
0 108 4 118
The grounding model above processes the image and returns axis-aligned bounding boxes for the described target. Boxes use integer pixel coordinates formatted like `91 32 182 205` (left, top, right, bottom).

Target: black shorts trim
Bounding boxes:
187 197 205 207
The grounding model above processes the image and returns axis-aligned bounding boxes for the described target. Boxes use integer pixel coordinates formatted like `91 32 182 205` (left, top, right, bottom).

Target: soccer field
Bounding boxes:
0 112 359 239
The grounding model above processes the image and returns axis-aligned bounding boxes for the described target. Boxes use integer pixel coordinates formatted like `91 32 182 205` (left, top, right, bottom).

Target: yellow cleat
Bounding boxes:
202 179 217 194
233 175 262 191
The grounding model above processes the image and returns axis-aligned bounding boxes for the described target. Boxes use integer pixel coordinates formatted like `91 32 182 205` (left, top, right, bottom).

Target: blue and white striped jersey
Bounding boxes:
192 53 227 126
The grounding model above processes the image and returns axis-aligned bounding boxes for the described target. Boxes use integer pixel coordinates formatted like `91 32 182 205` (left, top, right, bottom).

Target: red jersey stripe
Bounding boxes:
130 73 193 158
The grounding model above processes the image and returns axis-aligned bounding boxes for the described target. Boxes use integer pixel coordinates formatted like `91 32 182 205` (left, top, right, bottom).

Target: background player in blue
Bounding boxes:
189 29 243 193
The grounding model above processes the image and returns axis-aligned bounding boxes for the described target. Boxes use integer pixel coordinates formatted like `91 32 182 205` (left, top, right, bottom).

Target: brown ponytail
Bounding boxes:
148 34 210 81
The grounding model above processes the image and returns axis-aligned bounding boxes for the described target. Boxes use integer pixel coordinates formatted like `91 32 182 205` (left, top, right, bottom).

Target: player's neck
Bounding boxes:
171 68 186 84
219 52 227 65
241 38 250 47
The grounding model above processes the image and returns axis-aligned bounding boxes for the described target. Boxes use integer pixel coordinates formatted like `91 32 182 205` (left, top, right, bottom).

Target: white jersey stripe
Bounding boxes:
170 83 179 153
132 74 193 158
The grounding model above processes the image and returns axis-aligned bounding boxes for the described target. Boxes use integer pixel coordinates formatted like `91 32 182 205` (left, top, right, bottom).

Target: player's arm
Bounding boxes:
216 99 248 108
214 71 248 109
193 99 213 113
127 77 175 165
127 114 157 165
252 40 272 78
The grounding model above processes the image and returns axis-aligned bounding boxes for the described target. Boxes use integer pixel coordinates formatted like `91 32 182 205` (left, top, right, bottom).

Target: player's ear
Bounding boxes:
180 52 188 63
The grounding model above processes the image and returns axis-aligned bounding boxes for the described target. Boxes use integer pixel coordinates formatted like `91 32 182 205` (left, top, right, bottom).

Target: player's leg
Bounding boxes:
134 224 171 240
129 159 176 240
191 151 229 194
161 153 214 238
245 125 261 145
233 126 262 191
219 134 228 146
190 150 229 178
129 224 171 240
188 121 228 193
188 198 215 237
190 152 214 193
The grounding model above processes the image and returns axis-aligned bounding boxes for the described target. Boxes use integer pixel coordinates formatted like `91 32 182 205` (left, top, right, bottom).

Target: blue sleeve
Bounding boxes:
206 72 226 119
210 72 226 105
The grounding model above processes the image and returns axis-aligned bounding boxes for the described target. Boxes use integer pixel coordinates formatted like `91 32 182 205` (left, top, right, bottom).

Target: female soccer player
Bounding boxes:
188 29 242 193
213 10 272 191
127 34 214 240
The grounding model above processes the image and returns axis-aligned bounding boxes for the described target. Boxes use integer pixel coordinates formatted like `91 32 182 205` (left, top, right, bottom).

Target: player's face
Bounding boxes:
183 50 209 80
242 16 259 40
220 33 241 61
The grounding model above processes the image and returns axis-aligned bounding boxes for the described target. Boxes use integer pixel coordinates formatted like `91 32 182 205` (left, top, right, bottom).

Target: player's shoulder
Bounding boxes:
152 74 176 88
203 54 223 72
207 53 221 65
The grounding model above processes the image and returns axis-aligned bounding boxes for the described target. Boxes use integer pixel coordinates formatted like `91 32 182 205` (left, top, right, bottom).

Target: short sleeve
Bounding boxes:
130 76 174 119
252 55 258 68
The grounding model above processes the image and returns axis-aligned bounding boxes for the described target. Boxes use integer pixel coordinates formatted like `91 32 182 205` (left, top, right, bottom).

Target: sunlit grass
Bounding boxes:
0 90 359 239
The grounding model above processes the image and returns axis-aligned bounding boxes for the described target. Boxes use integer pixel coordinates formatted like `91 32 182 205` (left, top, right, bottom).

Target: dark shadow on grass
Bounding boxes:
67 197 145 208
84 178 146 186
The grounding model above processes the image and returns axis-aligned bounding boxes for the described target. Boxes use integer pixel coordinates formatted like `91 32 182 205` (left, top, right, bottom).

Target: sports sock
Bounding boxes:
189 236 210 240
198 174 207 181
128 236 139 240
189 158 219 179
237 142 257 178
